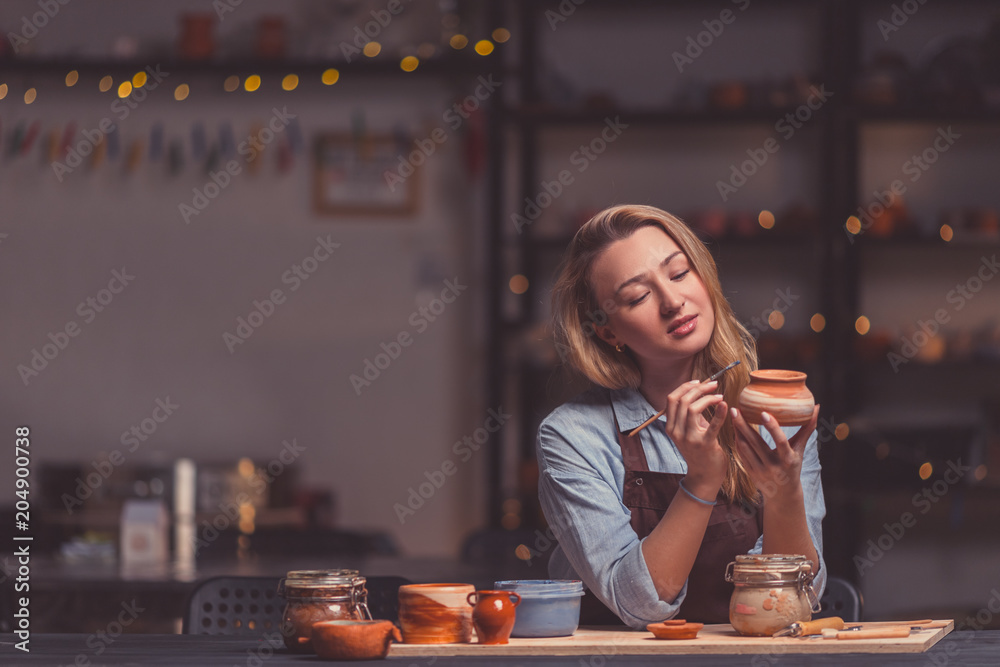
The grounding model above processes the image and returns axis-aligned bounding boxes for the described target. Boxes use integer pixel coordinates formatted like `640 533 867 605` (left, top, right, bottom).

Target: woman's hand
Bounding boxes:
663 380 728 496
729 405 819 504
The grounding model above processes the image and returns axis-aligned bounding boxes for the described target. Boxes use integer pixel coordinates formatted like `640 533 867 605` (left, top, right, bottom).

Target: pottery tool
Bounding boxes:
629 360 741 436
821 626 911 640
772 616 844 638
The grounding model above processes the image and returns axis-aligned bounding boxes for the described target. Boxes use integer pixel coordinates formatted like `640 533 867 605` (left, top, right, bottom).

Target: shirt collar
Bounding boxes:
609 386 662 432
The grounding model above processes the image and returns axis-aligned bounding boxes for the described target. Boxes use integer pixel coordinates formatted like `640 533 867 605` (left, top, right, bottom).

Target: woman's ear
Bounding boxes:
595 325 617 348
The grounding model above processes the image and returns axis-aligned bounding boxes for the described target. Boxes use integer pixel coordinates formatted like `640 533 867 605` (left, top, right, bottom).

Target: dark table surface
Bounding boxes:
3 631 1000 666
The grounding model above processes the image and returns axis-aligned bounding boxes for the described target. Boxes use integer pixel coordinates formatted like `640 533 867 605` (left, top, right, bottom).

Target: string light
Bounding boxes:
117 81 133 98
132 71 147 88
363 41 381 57
0 83 8 100
174 83 190 101
845 216 862 235
281 74 299 91
474 40 494 56
834 423 849 440
24 87 37 104
855 316 871 335
492 28 511 43
224 75 240 92
65 70 79 87
99 75 113 92
918 462 933 480
321 68 340 85
939 224 954 242
449 34 468 49
758 210 776 229
509 275 529 294
244 75 261 92
767 310 785 330
400 56 419 72
809 313 826 333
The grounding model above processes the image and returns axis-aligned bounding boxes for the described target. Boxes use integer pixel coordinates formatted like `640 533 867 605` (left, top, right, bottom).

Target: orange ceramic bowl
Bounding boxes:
311 619 401 660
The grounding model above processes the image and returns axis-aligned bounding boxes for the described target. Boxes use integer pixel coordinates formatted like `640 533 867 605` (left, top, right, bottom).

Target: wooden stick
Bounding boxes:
628 361 740 437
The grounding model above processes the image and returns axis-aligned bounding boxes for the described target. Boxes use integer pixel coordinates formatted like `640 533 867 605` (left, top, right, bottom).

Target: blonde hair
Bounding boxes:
551 204 758 504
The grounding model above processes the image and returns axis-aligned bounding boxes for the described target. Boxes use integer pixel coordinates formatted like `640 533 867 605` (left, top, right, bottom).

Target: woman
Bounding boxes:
537 204 826 628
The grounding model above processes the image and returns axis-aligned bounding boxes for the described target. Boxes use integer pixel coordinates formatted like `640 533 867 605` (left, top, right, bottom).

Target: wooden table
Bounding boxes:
6 627 995 666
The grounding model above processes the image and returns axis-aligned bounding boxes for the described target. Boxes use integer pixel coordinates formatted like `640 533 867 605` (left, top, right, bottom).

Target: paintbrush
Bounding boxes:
627 360 741 437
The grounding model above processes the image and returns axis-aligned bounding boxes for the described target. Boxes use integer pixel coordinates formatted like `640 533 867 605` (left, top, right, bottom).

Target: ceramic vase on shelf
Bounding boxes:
467 590 521 645
737 370 814 426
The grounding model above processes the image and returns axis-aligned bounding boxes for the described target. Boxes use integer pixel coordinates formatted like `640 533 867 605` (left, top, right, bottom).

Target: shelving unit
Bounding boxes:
484 0 1000 589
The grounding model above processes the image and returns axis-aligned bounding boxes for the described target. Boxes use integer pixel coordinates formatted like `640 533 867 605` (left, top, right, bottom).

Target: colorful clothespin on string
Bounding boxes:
91 134 107 169
20 120 41 157
246 123 263 174
168 138 184 175
46 129 60 163
125 138 143 173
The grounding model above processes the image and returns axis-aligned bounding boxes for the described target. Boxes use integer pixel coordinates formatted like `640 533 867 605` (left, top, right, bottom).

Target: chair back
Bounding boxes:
815 575 863 622
184 576 283 635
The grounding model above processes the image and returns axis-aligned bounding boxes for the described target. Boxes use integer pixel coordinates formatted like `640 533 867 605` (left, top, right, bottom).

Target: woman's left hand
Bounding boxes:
729 405 819 503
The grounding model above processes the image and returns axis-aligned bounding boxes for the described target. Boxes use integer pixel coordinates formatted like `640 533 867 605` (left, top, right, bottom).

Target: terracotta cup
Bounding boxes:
737 370 815 426
467 590 521 645
398 583 475 644
310 620 401 660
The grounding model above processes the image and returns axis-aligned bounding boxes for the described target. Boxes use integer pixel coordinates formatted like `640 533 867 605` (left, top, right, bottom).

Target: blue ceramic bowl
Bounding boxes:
493 579 585 638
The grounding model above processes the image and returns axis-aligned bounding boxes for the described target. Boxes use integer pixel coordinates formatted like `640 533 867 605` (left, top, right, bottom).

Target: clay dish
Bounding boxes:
311 619 401 660
647 621 704 639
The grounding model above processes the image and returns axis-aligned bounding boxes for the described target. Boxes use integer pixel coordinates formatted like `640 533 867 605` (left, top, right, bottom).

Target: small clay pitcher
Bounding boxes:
467 590 521 645
738 370 815 426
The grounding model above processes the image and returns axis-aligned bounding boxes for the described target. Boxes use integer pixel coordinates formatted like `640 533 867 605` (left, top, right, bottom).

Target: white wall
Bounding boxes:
0 0 493 557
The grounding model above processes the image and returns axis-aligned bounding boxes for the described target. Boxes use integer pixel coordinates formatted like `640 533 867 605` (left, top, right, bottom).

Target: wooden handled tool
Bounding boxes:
821 626 911 639
772 616 844 637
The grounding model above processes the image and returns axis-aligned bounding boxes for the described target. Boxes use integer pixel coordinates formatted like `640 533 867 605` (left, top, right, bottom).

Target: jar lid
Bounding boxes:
493 579 585 598
278 569 366 599
726 554 814 585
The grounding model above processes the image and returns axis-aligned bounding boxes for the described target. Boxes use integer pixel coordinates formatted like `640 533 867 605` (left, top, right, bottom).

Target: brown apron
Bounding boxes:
580 417 763 625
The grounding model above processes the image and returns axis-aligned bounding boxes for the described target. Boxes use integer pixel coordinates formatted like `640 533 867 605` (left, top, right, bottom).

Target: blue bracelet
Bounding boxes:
678 478 717 507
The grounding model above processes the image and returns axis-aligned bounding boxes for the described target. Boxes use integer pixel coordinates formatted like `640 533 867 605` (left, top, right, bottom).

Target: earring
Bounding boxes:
615 343 623 352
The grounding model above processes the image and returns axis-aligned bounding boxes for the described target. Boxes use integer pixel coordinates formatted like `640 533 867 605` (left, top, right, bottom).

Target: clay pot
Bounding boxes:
737 370 814 426
398 583 475 644
467 590 521 645
311 620 401 660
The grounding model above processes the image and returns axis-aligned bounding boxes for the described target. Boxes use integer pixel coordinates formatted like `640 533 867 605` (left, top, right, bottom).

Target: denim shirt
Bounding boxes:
536 384 827 629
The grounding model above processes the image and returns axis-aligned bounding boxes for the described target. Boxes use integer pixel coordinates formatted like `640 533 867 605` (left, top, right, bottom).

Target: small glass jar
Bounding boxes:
277 569 371 653
725 554 820 636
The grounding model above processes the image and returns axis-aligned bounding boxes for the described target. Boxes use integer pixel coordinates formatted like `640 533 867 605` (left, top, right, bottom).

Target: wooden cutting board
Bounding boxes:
388 621 953 656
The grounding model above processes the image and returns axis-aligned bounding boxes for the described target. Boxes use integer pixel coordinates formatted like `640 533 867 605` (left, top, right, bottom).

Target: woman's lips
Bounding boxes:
669 314 697 336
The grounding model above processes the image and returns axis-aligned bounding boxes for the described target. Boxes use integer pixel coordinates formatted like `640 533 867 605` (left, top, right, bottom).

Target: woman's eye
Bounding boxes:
671 270 690 282
628 293 649 306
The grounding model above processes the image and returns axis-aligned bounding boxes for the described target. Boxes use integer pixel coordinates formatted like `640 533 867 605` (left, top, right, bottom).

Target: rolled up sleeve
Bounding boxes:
537 421 683 628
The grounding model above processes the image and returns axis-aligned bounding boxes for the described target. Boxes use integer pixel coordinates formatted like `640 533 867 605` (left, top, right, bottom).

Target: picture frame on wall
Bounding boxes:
312 133 418 217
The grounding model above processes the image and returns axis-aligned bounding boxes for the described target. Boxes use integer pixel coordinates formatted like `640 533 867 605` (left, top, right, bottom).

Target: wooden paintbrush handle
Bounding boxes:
798 617 844 635
837 627 911 639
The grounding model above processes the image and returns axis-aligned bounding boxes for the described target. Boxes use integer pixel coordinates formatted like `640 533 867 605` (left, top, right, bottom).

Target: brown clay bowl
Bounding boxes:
310 619 401 660
647 621 704 640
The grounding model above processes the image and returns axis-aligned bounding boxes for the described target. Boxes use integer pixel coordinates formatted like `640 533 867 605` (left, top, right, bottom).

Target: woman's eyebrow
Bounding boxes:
614 250 683 294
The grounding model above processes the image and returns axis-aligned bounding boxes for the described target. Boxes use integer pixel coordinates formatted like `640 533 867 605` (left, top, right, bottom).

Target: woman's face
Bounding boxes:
590 225 715 369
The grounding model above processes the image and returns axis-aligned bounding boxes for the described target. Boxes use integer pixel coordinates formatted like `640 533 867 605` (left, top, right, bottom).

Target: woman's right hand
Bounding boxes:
662 380 728 495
